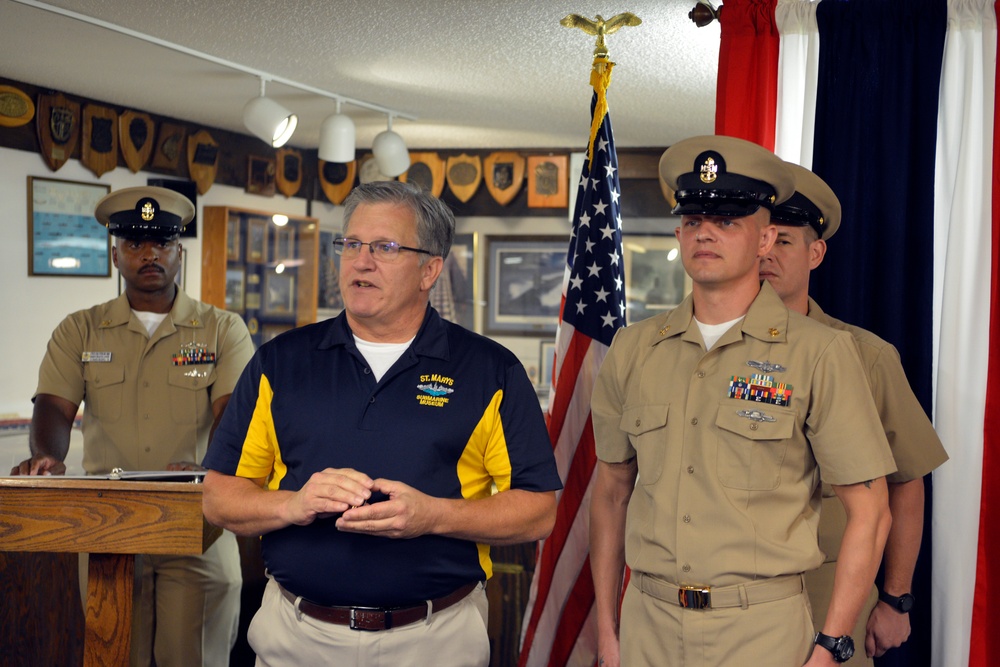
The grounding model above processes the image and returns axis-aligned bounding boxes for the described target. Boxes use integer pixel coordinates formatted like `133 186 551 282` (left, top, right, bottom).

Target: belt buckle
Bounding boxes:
678 586 711 609
350 606 389 631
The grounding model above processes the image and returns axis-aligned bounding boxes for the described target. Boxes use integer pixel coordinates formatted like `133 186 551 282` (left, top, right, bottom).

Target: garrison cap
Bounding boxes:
94 186 194 239
659 135 795 217
772 162 841 240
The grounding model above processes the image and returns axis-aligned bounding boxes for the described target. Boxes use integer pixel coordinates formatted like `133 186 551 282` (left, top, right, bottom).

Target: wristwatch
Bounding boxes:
879 590 915 614
814 632 855 663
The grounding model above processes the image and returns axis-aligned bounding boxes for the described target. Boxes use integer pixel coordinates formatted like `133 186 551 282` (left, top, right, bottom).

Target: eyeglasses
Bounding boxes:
333 237 432 262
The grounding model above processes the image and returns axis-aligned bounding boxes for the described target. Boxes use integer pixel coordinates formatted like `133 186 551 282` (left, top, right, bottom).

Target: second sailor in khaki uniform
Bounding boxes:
759 163 948 664
590 136 896 667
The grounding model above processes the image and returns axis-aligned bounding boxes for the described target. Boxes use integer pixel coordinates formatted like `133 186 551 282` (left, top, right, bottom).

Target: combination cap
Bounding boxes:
659 135 795 217
94 186 194 239
772 162 841 240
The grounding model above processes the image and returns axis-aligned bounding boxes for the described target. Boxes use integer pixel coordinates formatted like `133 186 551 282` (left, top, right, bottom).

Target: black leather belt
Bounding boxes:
278 582 478 631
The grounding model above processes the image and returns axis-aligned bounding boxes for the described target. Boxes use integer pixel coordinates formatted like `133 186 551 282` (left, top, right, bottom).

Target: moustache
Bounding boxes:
139 264 164 274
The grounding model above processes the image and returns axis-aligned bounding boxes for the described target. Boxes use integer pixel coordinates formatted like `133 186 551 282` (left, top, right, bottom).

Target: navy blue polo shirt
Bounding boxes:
204 307 561 607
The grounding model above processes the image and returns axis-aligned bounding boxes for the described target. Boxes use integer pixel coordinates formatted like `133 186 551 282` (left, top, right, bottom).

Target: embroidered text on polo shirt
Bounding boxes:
416 373 455 407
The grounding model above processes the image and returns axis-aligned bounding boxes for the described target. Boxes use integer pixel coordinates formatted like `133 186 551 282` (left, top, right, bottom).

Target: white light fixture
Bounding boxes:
319 100 356 163
271 214 289 227
372 115 410 177
243 77 297 148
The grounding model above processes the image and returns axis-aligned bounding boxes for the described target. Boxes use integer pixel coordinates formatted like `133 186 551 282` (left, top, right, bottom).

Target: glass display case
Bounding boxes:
201 206 319 347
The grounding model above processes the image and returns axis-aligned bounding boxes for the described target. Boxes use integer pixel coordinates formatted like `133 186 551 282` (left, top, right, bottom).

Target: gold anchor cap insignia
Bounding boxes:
700 157 718 184
140 201 155 221
768 327 780 337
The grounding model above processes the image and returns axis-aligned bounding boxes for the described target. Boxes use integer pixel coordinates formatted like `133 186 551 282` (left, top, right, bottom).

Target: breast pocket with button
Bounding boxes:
620 404 669 486
167 365 217 424
715 401 796 490
83 363 125 422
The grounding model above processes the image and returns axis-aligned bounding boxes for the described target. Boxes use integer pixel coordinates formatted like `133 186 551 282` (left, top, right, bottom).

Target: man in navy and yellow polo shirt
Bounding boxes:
202 180 561 666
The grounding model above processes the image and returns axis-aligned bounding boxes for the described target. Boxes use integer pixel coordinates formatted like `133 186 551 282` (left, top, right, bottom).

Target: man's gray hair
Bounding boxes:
342 181 455 261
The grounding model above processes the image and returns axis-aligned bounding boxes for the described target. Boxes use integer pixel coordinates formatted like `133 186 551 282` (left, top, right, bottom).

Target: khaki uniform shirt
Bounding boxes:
810 298 948 561
592 282 896 586
35 290 254 473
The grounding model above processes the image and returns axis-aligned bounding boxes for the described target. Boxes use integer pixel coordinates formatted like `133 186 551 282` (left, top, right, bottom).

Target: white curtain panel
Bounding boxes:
931 1 996 665
774 0 822 166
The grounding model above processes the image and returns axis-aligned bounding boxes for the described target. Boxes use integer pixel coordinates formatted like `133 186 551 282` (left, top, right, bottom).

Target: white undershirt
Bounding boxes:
353 335 415 381
695 316 744 351
133 310 168 337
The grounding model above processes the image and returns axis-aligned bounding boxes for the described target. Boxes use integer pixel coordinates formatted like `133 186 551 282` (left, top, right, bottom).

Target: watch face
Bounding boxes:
834 636 855 662
897 593 915 613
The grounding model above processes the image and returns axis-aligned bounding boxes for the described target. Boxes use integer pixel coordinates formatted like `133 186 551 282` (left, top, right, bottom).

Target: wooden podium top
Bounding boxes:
0 477 219 555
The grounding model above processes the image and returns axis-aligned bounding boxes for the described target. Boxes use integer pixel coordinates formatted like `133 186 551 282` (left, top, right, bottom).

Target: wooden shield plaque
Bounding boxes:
152 122 185 171
187 129 219 195
483 152 525 206
36 92 80 172
275 148 303 198
399 152 445 197
445 154 482 203
82 104 118 178
527 154 569 209
318 159 356 205
0 84 34 127
119 111 155 173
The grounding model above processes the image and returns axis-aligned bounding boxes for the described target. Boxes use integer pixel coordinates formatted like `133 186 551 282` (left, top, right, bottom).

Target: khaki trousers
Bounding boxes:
249 576 490 667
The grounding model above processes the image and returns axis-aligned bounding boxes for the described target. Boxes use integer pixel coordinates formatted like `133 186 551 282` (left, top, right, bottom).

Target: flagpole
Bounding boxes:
518 12 640 667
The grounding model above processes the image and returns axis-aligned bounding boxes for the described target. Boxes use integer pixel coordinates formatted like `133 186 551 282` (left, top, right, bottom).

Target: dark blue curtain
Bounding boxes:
810 1 947 665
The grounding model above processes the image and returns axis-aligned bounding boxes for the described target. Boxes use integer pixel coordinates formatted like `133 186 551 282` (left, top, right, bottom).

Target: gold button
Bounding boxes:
683 514 691 523
682 564 691 572
696 371 705 378
635 418 641 427
687 466 695 474
750 423 758 431
690 417 698 426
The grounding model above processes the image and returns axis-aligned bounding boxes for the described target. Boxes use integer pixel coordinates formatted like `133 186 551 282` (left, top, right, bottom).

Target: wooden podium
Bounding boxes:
0 477 220 667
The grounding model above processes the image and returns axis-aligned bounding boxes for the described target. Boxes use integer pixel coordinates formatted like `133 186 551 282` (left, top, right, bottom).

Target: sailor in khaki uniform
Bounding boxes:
11 186 254 667
590 136 896 667
759 164 948 664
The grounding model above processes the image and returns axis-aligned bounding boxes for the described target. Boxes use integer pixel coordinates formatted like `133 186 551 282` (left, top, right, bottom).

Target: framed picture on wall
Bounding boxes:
226 214 241 262
263 271 296 318
485 235 566 336
27 177 111 277
622 234 691 324
225 267 245 312
431 232 477 331
539 339 556 388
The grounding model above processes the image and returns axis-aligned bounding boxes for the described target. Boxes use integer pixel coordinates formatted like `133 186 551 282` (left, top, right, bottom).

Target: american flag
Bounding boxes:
518 58 625 667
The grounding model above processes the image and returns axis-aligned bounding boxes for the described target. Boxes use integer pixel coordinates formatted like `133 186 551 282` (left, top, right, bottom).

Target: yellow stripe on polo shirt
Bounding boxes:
234 373 289 490
457 388 513 577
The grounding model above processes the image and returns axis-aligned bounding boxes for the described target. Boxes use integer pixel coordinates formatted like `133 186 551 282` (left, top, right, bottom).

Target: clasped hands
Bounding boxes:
284 467 437 539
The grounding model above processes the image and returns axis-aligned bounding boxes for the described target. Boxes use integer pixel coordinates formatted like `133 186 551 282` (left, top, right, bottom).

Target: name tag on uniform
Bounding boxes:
81 351 112 363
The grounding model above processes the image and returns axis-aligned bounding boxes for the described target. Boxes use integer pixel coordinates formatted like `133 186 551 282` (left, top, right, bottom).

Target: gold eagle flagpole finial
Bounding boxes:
560 12 642 61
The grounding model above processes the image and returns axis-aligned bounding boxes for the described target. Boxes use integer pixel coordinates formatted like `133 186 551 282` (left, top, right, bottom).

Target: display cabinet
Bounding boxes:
201 206 319 347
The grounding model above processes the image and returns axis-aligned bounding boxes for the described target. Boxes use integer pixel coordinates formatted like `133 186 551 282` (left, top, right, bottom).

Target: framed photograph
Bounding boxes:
225 267 245 312
527 154 569 209
539 340 556 388
431 232 476 331
317 229 344 319
247 155 276 196
226 214 241 261
28 177 111 277
622 234 692 324
273 225 295 262
485 235 566 336
263 271 296 318
246 216 268 264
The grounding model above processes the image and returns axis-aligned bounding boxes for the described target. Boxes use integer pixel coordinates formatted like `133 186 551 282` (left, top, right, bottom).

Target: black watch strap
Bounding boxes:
814 632 855 663
879 590 915 613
